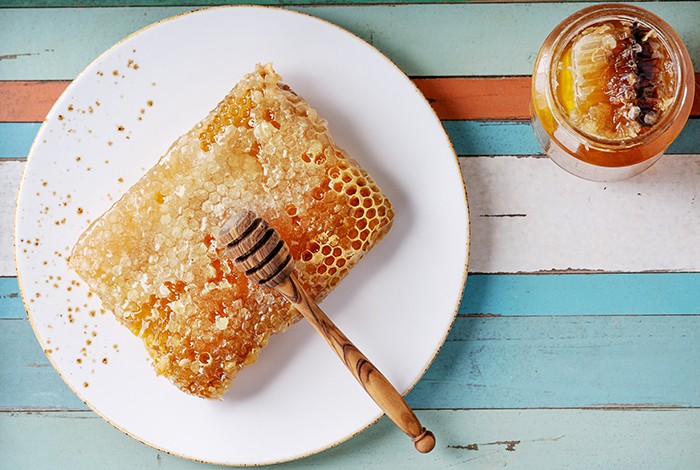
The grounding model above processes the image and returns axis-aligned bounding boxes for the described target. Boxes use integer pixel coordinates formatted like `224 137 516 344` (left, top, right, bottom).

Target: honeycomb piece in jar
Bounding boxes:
68 63 394 399
556 19 676 140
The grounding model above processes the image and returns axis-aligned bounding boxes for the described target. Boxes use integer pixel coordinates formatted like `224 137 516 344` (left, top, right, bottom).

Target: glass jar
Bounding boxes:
531 3 694 181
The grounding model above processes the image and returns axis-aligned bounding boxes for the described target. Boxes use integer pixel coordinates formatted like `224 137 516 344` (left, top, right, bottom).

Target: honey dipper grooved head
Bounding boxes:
218 211 295 288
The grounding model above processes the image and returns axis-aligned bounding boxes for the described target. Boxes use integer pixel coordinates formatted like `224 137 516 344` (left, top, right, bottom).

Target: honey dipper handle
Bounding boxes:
276 275 436 453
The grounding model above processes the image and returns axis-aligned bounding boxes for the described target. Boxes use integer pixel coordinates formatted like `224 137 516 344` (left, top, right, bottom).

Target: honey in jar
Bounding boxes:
531 4 694 181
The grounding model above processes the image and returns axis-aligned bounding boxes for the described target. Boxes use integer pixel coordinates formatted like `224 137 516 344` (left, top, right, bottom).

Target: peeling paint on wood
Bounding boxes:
1 409 698 468
0 53 36 60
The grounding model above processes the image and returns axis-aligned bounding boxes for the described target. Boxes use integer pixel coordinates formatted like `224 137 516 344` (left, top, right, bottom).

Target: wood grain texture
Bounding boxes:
8 78 533 122
410 315 700 409
0 319 86 410
0 161 23 277
1 0 697 4
444 119 700 156
0 80 69 122
3 119 699 160
2 0 647 6
4 315 699 410
460 154 700 273
459 273 700 316
415 75 700 120
0 276 25 318
2 408 698 469
5 272 700 319
0 122 41 158
0 4 698 80
3 76 698 122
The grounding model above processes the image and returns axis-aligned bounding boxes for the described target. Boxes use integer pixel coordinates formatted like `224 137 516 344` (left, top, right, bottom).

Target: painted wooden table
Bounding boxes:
2 1 699 468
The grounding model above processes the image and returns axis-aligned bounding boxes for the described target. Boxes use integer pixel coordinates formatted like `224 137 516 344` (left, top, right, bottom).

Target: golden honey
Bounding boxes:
531 4 694 181
69 64 394 399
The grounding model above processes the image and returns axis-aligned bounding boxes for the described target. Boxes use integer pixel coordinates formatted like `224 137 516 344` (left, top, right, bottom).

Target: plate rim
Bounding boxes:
14 4 470 465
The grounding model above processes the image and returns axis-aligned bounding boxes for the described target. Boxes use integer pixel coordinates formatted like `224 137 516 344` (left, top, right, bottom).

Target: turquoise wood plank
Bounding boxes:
0 122 41 158
460 273 700 316
2 0 699 4
409 315 700 409
2 0 513 5
0 277 24 317
0 4 698 80
444 119 700 156
4 315 700 410
5 273 700 319
0 319 86 410
3 119 699 159
2 408 699 469
446 120 542 156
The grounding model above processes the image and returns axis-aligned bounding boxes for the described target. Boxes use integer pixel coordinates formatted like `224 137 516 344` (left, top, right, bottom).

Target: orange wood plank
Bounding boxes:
1 76 699 122
414 74 700 121
414 76 532 120
0 81 70 122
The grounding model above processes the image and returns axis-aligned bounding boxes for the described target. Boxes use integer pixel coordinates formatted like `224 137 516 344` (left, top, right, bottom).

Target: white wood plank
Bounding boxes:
1 408 698 469
463 154 700 273
4 155 700 276
0 161 24 277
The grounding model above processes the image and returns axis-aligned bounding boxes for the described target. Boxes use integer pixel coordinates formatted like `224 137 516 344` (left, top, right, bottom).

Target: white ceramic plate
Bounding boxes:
15 6 469 465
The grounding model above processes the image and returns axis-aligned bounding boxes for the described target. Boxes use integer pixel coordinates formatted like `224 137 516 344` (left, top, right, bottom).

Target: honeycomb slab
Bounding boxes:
69 64 394 399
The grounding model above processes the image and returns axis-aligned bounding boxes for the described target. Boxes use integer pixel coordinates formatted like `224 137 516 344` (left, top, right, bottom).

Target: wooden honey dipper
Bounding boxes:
218 210 436 453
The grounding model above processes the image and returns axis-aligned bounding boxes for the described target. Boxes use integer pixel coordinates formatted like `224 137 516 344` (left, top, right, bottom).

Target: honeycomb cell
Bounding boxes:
328 167 341 179
311 187 325 200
